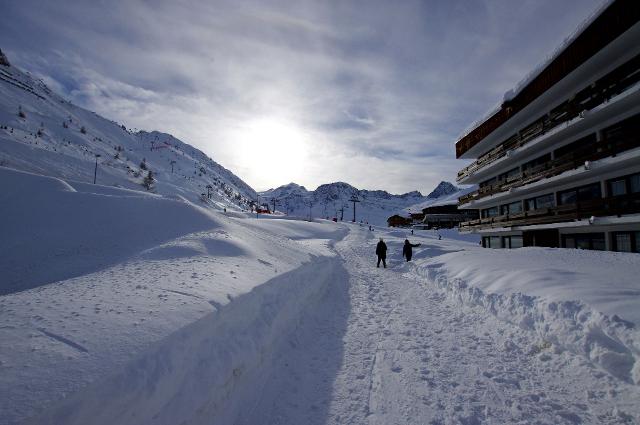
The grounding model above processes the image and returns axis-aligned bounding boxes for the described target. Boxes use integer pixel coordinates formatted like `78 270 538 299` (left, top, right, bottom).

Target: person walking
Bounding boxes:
402 239 421 262
376 238 387 268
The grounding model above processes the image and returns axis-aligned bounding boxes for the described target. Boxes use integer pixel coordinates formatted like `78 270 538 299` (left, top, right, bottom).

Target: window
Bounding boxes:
614 233 632 252
511 236 523 249
609 179 627 197
554 133 598 159
562 233 606 251
558 183 601 205
501 201 522 215
525 193 554 210
559 190 577 205
602 113 640 145
522 153 551 174
630 174 640 193
578 183 602 202
502 235 523 249
480 176 497 189
482 206 499 218
498 167 520 182
482 236 503 249
613 232 640 253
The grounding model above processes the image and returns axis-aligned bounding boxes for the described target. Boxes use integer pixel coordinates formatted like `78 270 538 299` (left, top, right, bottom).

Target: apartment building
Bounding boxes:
455 0 640 252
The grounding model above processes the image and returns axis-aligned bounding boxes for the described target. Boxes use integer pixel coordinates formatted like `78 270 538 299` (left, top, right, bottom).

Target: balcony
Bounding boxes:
458 131 640 206
457 53 640 182
459 192 640 232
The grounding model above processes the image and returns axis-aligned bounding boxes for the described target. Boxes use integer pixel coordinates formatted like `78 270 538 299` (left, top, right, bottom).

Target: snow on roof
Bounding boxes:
456 0 615 143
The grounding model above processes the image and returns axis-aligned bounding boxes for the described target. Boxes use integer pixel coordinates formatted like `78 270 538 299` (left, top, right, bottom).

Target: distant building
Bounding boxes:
422 205 479 229
387 214 412 227
455 0 640 252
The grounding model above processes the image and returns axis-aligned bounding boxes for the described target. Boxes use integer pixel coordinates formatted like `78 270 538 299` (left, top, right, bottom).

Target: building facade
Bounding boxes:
455 0 640 252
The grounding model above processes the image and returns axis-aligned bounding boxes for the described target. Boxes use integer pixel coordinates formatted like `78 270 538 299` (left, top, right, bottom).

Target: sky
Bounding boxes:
0 0 606 193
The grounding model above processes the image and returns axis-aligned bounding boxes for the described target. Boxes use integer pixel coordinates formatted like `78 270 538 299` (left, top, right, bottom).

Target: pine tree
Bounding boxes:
143 170 155 191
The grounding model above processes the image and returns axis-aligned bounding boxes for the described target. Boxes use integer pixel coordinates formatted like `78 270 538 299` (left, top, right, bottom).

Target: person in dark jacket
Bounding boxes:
402 239 421 262
376 238 387 268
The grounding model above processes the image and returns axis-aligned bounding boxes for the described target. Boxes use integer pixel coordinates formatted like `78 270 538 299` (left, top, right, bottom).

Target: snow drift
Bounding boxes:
411 247 640 384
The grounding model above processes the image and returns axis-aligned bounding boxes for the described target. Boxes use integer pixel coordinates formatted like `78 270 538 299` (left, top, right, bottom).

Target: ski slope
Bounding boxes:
1 167 640 424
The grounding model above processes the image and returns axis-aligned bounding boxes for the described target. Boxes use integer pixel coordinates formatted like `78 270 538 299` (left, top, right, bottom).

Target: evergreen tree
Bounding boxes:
143 170 155 191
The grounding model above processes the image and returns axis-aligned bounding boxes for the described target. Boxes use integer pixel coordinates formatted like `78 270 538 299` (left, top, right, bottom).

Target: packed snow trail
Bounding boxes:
242 225 639 424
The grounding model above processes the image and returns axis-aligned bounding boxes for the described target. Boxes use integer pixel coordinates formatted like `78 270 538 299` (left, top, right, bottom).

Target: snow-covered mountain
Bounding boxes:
426 181 459 199
0 51 256 210
260 181 427 225
404 181 477 214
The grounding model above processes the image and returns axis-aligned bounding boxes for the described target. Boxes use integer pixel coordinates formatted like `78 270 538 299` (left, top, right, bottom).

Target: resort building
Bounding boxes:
455 0 640 252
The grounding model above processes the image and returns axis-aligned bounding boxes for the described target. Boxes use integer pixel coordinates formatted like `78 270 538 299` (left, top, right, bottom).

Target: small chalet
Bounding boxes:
387 214 412 227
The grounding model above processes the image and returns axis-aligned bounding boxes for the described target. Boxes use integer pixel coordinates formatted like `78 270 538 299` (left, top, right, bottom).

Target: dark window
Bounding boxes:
489 236 501 249
630 174 640 193
614 233 632 252
501 201 522 215
525 198 536 211
522 153 551 174
502 236 511 249
498 167 520 182
554 133 598 159
602 113 640 145
613 231 640 253
479 176 497 189
558 183 601 205
562 233 606 251
559 190 577 205
482 206 499 218
536 194 555 209
525 193 555 210
609 179 627 197
578 183 602 202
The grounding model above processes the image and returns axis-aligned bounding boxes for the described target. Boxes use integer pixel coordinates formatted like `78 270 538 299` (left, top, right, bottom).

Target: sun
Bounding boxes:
233 118 309 189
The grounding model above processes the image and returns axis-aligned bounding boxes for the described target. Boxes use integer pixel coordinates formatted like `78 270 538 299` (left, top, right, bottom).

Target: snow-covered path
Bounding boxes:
241 226 639 425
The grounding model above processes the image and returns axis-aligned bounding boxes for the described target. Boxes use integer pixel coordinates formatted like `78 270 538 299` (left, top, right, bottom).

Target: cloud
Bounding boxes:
0 0 606 192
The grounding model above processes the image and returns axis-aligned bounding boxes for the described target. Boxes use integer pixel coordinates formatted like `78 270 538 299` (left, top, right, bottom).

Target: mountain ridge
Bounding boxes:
0 50 256 210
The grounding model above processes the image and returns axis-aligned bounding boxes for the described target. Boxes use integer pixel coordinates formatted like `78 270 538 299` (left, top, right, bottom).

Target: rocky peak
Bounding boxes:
426 181 458 199
0 49 10 67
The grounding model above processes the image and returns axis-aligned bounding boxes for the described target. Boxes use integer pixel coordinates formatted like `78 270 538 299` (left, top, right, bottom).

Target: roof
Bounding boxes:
455 0 640 159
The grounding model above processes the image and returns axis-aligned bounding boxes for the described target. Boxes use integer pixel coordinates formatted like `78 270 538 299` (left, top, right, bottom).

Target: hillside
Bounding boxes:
0 52 256 210
259 181 427 225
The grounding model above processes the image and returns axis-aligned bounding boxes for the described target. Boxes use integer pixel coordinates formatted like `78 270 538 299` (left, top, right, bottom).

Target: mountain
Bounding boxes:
404 182 477 214
426 181 459 199
0 50 256 210
259 182 427 225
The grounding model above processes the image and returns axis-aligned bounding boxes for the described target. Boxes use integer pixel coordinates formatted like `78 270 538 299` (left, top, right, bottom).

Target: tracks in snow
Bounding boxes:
248 227 638 424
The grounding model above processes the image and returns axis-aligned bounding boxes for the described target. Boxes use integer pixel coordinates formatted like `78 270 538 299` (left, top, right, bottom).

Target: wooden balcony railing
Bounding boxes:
458 135 640 205
459 192 640 231
457 54 640 182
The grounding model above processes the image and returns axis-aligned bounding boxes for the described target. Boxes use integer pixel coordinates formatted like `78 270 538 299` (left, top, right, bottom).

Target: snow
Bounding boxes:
259 181 428 226
0 61 255 211
1 167 640 424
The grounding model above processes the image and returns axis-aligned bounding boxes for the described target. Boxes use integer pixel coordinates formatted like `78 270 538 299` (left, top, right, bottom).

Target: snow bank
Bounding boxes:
24 256 347 425
0 166 219 294
411 247 640 384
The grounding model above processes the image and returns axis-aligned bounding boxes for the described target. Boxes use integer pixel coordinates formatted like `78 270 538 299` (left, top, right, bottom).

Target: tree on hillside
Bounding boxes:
142 170 155 191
